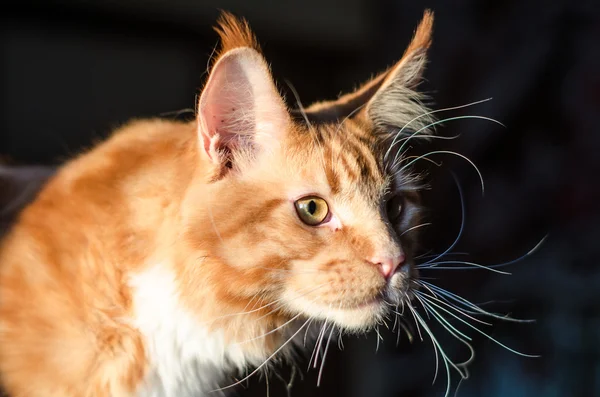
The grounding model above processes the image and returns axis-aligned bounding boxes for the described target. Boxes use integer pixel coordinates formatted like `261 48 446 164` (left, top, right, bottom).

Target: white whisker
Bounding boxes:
234 312 304 345
210 317 313 393
418 260 511 275
396 150 485 195
401 222 433 237
418 293 539 358
384 97 494 160
391 113 504 167
317 320 336 386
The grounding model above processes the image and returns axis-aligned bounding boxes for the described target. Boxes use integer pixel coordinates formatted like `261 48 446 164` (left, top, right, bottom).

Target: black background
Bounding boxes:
2 1 599 396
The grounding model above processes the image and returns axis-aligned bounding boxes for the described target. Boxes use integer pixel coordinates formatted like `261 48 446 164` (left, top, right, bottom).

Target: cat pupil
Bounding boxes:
308 200 316 215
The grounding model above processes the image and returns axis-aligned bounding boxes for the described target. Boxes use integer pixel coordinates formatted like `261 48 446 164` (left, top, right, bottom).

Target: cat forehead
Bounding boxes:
286 121 388 199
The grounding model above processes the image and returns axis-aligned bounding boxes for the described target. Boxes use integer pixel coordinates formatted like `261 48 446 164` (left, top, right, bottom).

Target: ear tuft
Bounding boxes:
198 16 290 173
214 12 261 59
402 9 434 68
385 9 434 90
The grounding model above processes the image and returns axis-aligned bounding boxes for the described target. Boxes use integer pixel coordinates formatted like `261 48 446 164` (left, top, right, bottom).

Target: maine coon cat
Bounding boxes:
0 10 469 396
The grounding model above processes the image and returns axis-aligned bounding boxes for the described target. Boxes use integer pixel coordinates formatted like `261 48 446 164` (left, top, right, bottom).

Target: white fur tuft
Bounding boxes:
129 264 251 397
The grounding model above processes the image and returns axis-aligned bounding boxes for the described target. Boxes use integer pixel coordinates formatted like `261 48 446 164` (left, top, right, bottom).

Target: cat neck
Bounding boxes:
128 261 295 396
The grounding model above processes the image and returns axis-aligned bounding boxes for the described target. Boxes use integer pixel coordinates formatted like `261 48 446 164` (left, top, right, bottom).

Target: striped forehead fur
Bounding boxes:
210 10 436 179
283 120 424 200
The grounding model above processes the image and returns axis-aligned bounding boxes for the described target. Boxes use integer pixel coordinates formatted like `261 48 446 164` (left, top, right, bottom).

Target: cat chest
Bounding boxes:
129 265 249 397
134 329 240 397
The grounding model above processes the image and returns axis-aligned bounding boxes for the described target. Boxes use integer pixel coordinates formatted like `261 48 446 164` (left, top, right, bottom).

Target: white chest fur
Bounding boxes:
129 265 251 397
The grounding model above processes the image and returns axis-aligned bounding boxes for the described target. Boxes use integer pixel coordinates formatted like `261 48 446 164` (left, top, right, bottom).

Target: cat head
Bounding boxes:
179 11 434 333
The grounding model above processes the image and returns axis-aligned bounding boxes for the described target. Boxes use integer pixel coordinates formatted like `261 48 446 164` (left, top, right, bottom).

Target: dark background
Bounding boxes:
2 1 599 396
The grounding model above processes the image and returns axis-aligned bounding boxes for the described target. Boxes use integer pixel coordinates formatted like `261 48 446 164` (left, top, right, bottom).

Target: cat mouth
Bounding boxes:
342 274 415 312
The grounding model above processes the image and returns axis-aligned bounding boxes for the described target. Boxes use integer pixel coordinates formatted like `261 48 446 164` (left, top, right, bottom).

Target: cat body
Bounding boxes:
0 11 434 397
0 120 287 396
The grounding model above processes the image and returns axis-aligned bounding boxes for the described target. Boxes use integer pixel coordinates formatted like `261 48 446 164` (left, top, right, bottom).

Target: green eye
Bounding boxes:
294 196 329 226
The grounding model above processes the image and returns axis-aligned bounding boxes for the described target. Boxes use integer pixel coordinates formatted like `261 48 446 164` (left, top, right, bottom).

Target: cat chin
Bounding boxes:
324 303 388 332
282 291 388 332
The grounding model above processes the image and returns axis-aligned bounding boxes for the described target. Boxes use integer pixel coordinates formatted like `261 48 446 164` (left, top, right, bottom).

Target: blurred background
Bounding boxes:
2 0 599 396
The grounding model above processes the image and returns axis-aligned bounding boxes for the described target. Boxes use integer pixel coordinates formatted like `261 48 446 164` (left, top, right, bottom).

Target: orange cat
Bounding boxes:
0 11 434 397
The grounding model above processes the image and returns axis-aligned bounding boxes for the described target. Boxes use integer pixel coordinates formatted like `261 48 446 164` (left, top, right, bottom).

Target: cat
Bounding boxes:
0 165 55 239
0 10 435 397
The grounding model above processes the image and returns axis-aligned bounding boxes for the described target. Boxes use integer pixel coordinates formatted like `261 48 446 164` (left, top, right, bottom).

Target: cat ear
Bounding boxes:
197 15 290 167
296 10 434 133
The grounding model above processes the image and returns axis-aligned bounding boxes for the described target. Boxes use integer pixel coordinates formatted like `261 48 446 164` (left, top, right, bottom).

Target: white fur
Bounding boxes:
128 264 252 397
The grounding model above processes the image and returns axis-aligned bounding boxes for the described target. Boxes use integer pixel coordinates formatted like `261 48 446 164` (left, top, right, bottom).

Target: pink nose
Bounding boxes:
368 253 405 278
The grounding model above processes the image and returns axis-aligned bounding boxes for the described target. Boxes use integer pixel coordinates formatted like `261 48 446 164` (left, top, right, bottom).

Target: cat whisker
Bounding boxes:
159 108 196 118
394 305 402 346
235 291 335 347
207 205 225 246
406 305 455 397
417 295 476 362
303 317 317 347
233 312 304 345
286 80 329 171
418 260 511 275
416 280 535 323
414 296 475 386
420 172 466 266
390 112 504 167
273 365 297 397
384 97 494 161
251 283 332 324
211 317 313 393
415 291 539 358
337 331 345 351
265 367 270 397
310 319 329 370
416 251 469 260
398 317 414 345
240 293 262 317
385 134 462 175
201 282 327 325
331 103 367 167
393 156 442 175
425 236 548 271
414 250 434 260
406 300 424 342
317 305 338 386
205 39 220 76
335 104 367 136
375 325 383 353
400 222 433 237
394 276 532 397
415 290 492 327
418 234 547 274
385 313 395 329
285 79 312 130
395 149 485 196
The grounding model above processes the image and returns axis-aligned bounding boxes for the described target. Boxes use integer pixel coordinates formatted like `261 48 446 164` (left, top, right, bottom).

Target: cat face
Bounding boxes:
188 121 423 331
179 12 434 332
269 122 423 331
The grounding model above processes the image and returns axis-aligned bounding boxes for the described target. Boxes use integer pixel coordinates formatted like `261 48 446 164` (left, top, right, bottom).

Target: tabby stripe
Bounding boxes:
344 134 381 183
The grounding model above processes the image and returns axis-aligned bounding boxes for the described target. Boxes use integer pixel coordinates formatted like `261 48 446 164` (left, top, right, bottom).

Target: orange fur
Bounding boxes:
214 11 262 58
0 11 434 397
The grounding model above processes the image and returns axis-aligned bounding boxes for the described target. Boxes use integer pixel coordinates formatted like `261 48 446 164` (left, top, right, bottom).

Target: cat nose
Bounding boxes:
368 253 405 279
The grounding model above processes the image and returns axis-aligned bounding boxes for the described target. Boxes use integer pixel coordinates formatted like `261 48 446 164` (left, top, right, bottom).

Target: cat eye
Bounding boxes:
386 195 404 223
294 196 330 226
